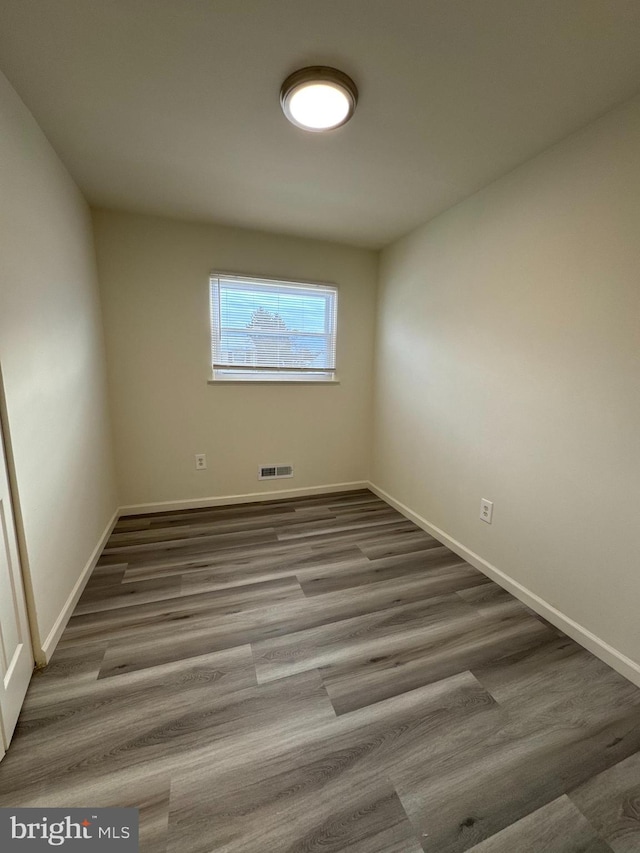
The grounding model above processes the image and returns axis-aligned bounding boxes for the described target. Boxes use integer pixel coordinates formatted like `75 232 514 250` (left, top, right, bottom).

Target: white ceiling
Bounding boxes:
1 0 639 248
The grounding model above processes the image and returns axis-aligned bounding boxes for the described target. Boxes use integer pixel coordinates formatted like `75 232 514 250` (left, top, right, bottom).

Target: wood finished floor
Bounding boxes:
1 489 639 852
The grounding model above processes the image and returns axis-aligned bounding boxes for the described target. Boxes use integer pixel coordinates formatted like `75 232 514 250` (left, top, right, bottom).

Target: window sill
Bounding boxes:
208 377 340 385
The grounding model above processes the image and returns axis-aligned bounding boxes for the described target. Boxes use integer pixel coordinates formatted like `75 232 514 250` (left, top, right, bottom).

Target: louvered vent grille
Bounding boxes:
258 464 294 480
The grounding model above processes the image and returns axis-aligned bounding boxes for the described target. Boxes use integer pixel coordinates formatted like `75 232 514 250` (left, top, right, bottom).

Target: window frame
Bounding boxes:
208 272 339 383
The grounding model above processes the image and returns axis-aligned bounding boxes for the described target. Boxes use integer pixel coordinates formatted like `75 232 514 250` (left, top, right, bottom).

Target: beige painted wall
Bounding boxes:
372 95 640 667
93 210 377 507
0 72 118 653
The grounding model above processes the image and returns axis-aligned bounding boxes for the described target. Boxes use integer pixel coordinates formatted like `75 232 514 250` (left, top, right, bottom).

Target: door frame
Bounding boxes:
0 364 41 667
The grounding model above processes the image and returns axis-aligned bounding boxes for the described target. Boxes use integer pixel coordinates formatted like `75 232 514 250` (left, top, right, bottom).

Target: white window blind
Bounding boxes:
210 273 338 380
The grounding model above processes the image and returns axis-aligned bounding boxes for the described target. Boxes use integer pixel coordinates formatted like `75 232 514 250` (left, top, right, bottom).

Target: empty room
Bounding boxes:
0 1 639 851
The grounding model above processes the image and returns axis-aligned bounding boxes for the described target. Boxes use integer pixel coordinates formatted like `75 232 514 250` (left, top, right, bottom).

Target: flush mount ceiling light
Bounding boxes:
280 66 358 132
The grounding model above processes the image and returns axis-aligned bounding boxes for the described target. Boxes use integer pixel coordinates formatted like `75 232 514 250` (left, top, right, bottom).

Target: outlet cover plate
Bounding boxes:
480 498 493 524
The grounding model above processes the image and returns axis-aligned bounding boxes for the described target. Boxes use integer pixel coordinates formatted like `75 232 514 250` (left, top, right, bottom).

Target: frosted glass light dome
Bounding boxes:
280 67 358 132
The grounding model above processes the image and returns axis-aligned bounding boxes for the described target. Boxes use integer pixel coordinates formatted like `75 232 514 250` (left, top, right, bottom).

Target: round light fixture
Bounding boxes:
280 67 358 132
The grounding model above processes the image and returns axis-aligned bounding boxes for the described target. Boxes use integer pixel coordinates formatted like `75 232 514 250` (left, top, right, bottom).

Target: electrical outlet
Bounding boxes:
480 498 493 524
195 453 207 470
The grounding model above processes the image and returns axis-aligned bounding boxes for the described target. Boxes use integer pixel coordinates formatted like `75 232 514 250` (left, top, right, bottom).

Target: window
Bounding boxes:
209 273 338 382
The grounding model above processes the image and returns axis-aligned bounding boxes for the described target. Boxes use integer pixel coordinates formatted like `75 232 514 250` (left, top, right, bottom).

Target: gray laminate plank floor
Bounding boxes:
1 489 638 852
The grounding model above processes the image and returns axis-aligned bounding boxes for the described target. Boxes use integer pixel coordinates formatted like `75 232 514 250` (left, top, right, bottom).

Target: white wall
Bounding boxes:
93 210 377 508
0 72 118 658
372 95 640 672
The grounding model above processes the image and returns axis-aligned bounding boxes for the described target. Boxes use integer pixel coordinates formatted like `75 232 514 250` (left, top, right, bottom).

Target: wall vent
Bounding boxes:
258 464 294 480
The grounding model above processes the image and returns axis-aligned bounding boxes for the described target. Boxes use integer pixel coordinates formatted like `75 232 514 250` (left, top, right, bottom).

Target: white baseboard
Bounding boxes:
38 507 120 665
368 481 640 689
119 481 369 516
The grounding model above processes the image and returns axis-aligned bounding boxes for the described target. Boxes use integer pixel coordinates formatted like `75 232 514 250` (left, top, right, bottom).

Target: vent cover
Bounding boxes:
258 464 294 480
